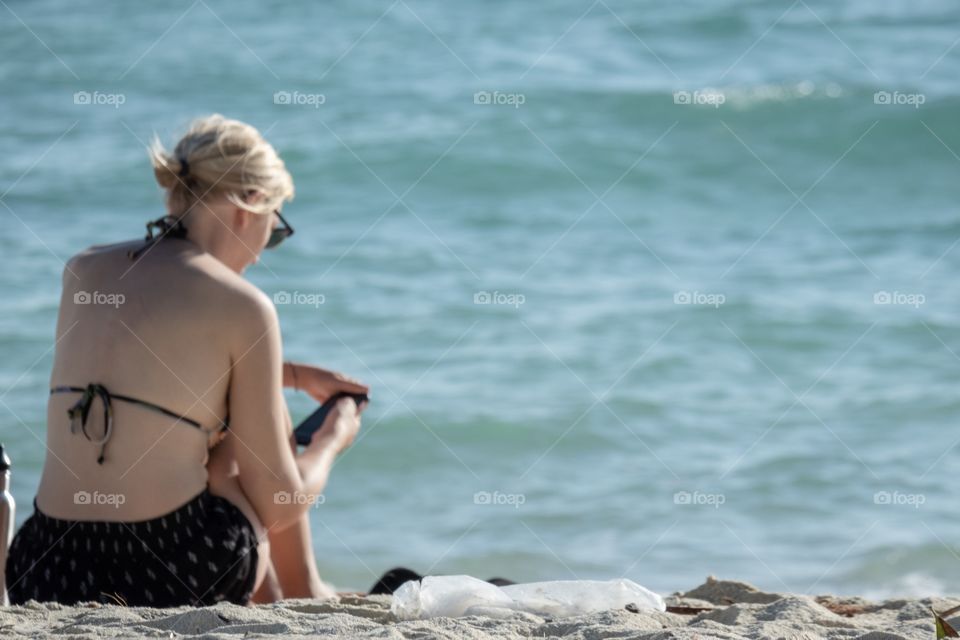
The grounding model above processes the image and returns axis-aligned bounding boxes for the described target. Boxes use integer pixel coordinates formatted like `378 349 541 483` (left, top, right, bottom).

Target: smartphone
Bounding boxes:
294 392 369 447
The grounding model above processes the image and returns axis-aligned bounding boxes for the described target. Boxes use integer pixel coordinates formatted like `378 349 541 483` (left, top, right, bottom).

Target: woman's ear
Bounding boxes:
233 206 252 231
234 190 265 230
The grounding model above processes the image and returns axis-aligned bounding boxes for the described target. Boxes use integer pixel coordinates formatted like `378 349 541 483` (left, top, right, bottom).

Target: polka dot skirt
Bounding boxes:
5 489 258 606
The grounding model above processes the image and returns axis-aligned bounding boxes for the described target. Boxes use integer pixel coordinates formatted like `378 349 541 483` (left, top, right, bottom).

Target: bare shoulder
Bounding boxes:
63 241 141 280
69 236 167 261
65 243 109 272
186 254 279 336
65 241 277 336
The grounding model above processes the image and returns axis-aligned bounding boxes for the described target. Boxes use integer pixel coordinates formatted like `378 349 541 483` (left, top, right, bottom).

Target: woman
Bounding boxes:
5 114 369 606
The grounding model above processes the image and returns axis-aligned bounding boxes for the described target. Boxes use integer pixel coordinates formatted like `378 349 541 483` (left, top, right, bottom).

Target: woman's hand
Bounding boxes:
286 363 370 404
309 396 363 455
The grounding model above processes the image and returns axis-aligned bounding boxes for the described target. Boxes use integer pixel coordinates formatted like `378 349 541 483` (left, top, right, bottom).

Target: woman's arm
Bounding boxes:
226 290 361 531
282 361 370 402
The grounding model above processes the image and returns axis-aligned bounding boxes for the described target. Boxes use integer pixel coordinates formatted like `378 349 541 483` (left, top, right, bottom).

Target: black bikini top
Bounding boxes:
127 215 188 261
51 383 228 465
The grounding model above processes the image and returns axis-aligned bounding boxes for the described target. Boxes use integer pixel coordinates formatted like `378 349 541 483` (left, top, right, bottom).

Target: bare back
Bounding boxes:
37 237 268 520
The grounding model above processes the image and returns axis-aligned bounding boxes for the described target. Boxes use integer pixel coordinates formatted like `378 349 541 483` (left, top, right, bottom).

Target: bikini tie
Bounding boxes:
66 383 114 465
127 215 188 261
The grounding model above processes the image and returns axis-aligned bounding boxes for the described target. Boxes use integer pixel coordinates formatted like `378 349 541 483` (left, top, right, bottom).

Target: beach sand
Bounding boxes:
0 577 948 639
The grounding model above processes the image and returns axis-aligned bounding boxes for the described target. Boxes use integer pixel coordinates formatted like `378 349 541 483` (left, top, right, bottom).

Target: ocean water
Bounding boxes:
2 0 960 597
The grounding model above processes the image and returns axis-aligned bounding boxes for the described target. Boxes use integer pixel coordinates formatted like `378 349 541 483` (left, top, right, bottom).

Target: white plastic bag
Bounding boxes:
391 575 513 619
391 575 665 620
501 578 665 617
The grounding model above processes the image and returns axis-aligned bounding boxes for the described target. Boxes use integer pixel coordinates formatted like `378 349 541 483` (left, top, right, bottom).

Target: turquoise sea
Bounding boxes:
2 0 960 597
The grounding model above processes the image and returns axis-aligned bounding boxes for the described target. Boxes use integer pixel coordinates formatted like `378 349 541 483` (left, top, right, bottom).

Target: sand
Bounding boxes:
0 577 950 639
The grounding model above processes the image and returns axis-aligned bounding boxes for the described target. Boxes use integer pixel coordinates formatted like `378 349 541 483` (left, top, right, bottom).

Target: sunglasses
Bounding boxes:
266 210 294 249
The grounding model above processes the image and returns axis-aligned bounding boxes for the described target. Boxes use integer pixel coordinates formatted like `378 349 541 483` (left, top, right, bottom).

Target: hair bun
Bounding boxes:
150 148 188 191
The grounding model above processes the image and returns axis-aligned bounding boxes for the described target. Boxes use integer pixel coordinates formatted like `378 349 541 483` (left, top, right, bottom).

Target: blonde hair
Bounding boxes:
149 114 294 217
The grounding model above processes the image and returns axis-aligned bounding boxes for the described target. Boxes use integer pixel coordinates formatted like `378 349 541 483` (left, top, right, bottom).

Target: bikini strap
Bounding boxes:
51 384 218 464
126 215 188 261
